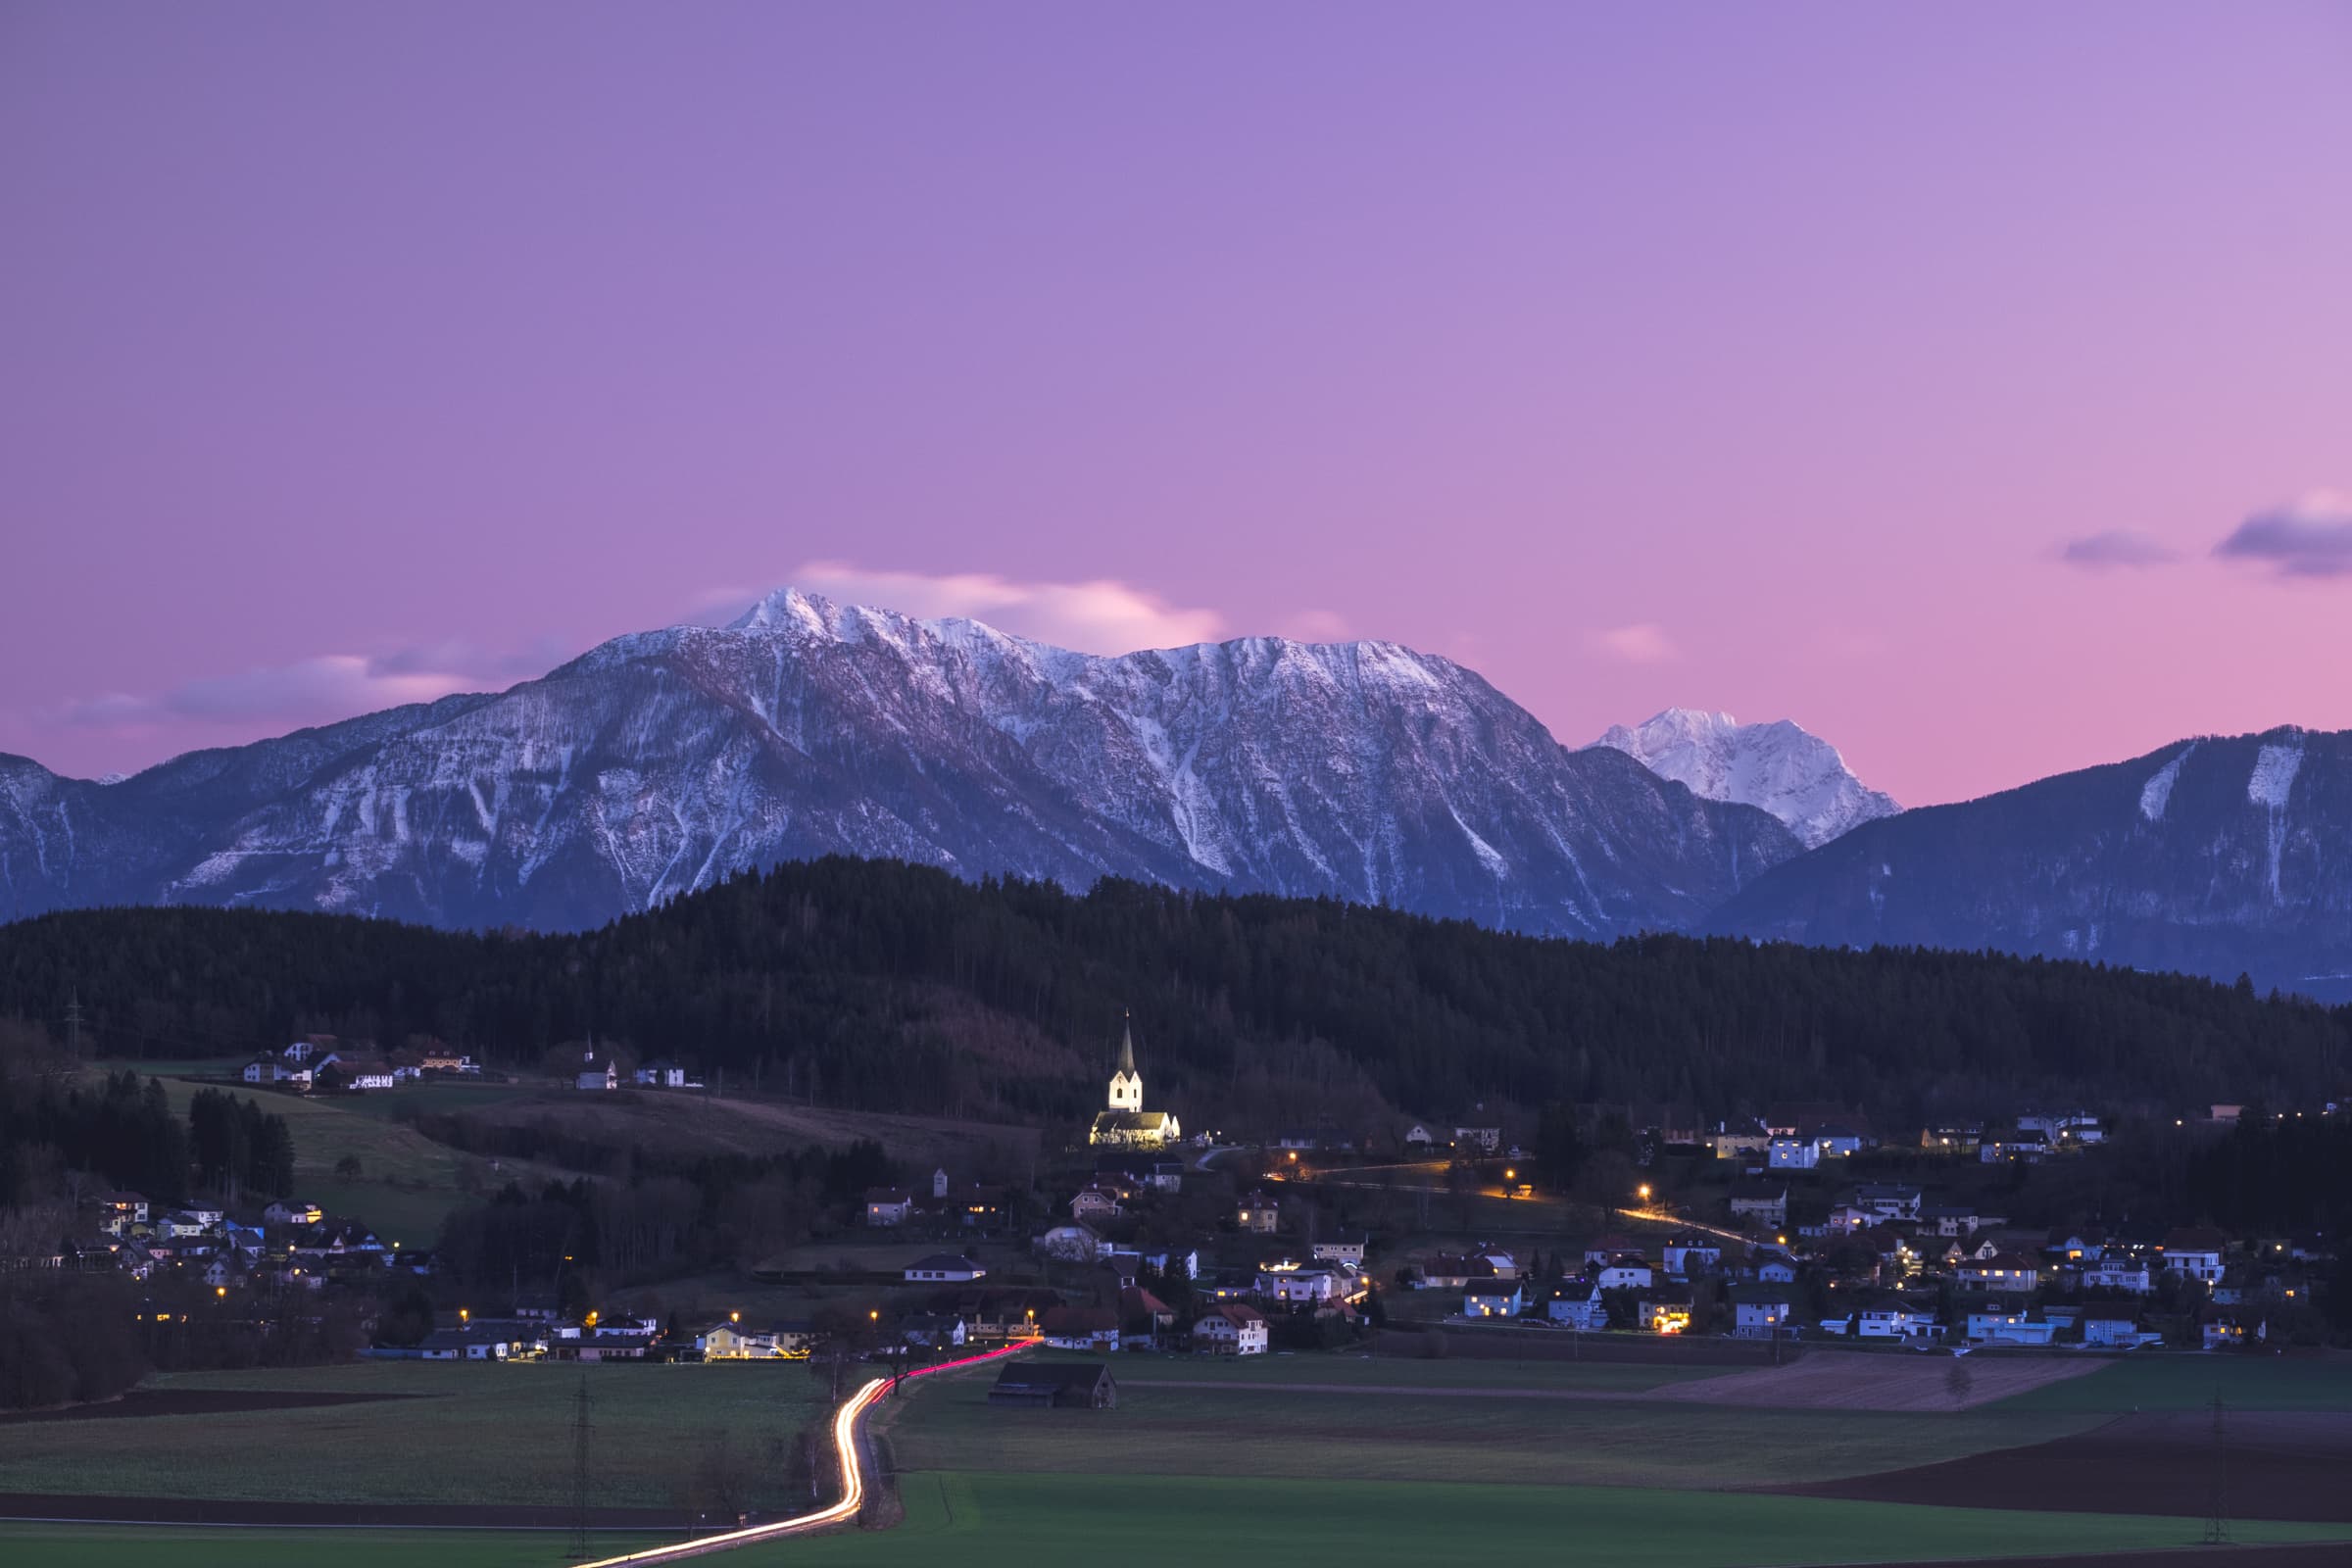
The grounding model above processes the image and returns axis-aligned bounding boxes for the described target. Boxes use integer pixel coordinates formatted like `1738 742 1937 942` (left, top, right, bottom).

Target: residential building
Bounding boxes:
2162 1228 2228 1285
864 1189 914 1227
1193 1304 1268 1355
1462 1281 1523 1318
904 1253 988 1283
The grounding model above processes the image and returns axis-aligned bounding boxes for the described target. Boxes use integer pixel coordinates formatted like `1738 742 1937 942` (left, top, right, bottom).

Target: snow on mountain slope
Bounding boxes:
0 590 1799 936
1587 709 1899 848
1708 727 2352 999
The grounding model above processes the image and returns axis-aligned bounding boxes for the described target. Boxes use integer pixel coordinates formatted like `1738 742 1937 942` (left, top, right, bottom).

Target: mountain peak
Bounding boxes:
1589 709 1897 849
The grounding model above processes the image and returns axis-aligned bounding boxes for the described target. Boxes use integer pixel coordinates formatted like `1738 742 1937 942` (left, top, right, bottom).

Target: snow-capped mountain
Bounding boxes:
1588 709 1899 848
1708 727 2352 1000
0 589 1798 935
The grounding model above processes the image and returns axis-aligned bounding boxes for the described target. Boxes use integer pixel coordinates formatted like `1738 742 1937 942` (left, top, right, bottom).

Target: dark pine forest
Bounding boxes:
1 857 2344 1130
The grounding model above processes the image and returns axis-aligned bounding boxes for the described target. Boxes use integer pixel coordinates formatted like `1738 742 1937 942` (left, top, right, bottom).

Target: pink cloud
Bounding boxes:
700 564 1231 655
1589 622 1678 664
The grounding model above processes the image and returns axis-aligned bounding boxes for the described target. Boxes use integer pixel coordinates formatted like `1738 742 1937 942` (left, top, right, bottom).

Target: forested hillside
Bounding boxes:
1 858 2344 1129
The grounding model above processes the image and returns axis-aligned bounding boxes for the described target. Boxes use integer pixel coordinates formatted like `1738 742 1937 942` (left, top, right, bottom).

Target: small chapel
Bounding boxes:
1088 1017 1180 1150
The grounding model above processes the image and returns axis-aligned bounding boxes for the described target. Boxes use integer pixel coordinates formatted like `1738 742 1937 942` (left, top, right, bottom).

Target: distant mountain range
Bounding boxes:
2 590 2346 998
1707 727 2352 1001
1587 708 1898 849
0 590 1795 938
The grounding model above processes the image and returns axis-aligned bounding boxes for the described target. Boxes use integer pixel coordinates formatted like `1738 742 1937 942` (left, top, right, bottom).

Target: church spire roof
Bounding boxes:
1116 1014 1136 1077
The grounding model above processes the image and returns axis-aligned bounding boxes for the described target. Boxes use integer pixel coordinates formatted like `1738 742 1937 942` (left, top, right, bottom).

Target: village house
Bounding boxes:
1259 1264 1351 1304
1709 1119 1773 1160
1039 1305 1122 1351
1596 1254 1654 1291
1920 1202 1991 1238
1193 1303 1269 1355
2162 1228 2228 1285
1119 1287 1177 1349
1767 1133 1819 1170
1980 1127 2050 1164
1311 1235 1369 1267
420 1049 478 1075
2082 1311 2155 1348
1235 1192 1280 1235
1751 1250 1800 1285
574 1056 618 1092
1662 1236 1723 1277
1923 1123 1984 1154
1462 1280 1524 1319
1639 1288 1695 1334
1729 1180 1788 1228
1837 1298 1941 1341
1451 1125 1502 1153
99 1192 149 1235
1069 1186 1125 1221
1546 1285 1606 1329
1958 1253 2042 1291
864 1189 914 1227
1732 1287 1795 1337
1856 1184 1923 1221
263 1200 322 1227
2200 1310 2247 1350
2084 1255 2152 1295
632 1059 693 1089
1967 1304 2057 1346
904 1253 988 1283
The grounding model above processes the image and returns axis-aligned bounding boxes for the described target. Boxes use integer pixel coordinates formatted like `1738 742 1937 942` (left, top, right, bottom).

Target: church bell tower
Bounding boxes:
1106 1016 1143 1112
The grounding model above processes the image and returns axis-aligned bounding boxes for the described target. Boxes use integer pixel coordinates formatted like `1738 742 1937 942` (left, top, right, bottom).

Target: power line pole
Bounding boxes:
64 989 84 1054
569 1372 594 1561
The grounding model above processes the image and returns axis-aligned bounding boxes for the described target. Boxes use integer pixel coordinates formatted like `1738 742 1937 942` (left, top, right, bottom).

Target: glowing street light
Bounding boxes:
1638 1184 1651 1203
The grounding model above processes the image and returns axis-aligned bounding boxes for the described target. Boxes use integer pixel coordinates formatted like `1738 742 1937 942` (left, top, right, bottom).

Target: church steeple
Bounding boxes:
1106 1012 1143 1113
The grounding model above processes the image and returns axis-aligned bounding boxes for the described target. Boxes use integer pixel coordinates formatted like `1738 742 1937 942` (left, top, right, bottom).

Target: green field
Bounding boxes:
1095 1350 1723 1392
102 1064 553 1244
745 1473 2350 1568
883 1363 2107 1491
0 1525 668 1568
1989 1351 2352 1413
0 1362 825 1512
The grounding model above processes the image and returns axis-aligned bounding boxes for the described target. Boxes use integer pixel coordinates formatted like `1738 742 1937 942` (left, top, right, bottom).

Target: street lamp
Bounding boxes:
1638 1184 1651 1203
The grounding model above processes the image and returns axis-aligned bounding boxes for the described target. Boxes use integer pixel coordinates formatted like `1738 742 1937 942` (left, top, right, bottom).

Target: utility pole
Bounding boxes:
64 989 84 1054
569 1372 594 1561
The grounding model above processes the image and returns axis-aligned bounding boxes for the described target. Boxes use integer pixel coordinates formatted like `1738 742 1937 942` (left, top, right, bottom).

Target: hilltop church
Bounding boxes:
1089 1019 1180 1150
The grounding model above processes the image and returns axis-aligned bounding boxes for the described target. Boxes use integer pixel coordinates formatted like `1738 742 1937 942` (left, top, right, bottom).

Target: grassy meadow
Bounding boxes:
0 1361 826 1512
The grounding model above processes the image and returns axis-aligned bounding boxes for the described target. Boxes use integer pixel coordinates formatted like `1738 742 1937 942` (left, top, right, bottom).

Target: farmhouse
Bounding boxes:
904 1253 987 1283
1039 1305 1120 1351
864 1189 914 1227
990 1362 1117 1409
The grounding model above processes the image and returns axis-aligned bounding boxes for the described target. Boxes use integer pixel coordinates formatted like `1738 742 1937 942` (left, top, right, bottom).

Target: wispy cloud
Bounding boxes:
1589 622 1677 664
59 637 570 734
701 564 1231 654
2056 530 2180 569
2214 492 2352 580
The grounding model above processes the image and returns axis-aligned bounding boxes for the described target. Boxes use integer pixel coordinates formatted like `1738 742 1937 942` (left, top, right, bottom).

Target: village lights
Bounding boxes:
730 1309 741 1323
1638 1184 1651 1203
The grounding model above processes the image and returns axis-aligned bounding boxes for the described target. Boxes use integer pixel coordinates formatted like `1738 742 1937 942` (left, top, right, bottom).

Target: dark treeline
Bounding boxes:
0 1272 368 1410
431 1139 898 1306
3 858 2347 1126
0 1068 191 1206
2185 1115 2352 1241
187 1088 295 1202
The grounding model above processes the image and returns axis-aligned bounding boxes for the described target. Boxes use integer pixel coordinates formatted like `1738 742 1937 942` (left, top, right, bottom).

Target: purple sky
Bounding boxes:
5 3 2350 805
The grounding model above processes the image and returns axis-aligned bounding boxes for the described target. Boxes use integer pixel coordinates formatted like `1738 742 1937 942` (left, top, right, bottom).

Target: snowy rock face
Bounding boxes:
1589 709 1899 849
1709 728 2352 1000
0 590 1799 936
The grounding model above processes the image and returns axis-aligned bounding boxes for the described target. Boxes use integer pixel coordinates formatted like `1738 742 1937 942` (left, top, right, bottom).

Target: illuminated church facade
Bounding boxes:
1088 1019 1180 1150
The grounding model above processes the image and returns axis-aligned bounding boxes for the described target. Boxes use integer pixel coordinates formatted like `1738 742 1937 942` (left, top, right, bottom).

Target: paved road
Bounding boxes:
576 1342 1031 1566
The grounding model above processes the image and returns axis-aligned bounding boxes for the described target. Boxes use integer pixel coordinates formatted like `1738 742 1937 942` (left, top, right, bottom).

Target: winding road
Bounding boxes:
576 1342 1032 1566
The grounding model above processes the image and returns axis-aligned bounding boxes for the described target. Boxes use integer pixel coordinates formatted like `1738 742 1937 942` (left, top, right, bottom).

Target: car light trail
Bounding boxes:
575 1341 1034 1566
